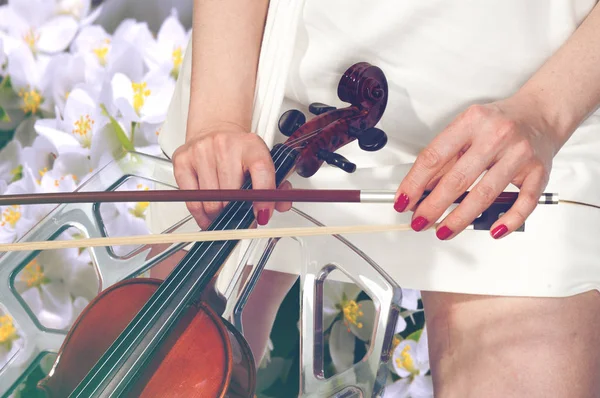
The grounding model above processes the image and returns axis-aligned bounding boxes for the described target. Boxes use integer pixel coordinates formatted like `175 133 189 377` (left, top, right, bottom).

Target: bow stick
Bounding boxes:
0 189 559 205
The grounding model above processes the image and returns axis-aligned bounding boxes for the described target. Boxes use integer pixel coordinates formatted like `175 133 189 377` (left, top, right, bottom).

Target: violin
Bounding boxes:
36 62 392 397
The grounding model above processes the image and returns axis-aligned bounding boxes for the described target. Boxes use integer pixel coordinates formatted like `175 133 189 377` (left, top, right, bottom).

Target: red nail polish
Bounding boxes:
257 209 269 226
411 216 429 232
394 193 409 212
436 226 453 240
491 224 508 239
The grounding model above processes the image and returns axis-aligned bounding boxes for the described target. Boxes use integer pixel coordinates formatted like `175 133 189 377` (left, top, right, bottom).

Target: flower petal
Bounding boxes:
37 16 79 54
382 378 411 398
401 288 421 311
409 375 434 398
8 0 55 27
329 320 356 373
7 45 38 89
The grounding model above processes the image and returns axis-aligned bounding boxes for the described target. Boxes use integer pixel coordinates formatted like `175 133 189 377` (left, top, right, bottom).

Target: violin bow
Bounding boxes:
0 188 561 252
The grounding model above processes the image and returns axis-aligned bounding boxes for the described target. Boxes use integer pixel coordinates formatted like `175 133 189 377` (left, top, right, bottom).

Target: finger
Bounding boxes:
411 146 494 232
242 137 276 225
193 147 222 220
489 169 548 239
173 156 212 229
394 119 472 213
275 180 293 213
434 156 521 240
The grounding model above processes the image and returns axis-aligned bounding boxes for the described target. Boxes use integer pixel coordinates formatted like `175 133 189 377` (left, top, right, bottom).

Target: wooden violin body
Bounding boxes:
38 278 255 397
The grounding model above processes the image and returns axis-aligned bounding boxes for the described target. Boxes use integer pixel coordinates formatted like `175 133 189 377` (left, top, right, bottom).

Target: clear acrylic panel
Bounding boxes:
0 151 402 397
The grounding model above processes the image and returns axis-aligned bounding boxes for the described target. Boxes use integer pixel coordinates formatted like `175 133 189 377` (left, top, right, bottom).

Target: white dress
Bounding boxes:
147 0 600 297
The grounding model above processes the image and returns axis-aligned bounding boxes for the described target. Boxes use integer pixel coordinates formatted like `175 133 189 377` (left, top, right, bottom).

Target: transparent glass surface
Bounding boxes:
0 151 402 397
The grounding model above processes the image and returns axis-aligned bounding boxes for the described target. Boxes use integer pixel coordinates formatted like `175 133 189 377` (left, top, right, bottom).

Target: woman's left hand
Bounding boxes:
393 93 561 240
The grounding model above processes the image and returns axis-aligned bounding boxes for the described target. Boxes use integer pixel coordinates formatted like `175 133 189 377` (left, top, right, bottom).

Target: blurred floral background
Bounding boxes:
0 0 431 396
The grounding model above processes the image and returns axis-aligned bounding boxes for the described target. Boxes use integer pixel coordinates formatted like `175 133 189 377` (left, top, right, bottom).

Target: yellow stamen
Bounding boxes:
129 184 150 218
72 114 95 148
92 39 110 67
339 299 364 331
395 344 418 375
171 46 183 79
1 205 21 228
22 28 39 53
0 315 19 350
20 259 49 288
132 82 151 114
18 88 43 115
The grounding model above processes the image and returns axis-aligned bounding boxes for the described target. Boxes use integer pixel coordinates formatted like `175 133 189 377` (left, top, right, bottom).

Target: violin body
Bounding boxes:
38 278 255 397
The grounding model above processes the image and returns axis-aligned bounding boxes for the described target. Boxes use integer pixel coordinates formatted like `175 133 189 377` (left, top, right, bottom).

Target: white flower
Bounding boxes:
112 68 174 125
6 45 53 116
0 139 23 184
322 280 376 372
35 86 108 156
384 328 433 398
0 0 78 54
143 8 189 79
15 237 99 330
0 168 57 243
101 178 153 256
71 25 145 85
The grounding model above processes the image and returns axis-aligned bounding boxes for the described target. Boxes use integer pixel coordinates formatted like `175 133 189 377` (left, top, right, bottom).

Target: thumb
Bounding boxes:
242 142 276 225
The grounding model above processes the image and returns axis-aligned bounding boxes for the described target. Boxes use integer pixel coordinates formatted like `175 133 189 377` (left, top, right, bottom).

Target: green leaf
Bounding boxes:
99 104 134 152
406 329 423 342
0 106 9 122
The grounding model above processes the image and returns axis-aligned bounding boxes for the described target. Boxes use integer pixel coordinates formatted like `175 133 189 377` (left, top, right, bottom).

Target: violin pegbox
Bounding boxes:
277 62 389 178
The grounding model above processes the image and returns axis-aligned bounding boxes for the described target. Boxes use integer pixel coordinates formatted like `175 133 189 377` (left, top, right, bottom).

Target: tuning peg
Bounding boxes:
278 109 306 136
357 127 388 152
317 149 356 173
308 102 336 115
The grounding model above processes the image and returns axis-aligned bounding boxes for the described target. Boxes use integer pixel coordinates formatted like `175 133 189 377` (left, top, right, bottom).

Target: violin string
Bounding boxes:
86 144 294 395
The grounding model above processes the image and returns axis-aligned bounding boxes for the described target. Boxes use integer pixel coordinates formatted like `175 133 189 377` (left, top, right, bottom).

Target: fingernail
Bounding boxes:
257 209 269 226
411 216 429 232
491 224 508 239
394 193 409 212
436 226 453 240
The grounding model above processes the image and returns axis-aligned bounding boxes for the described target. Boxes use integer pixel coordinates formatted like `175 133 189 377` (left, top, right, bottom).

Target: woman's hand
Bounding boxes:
393 94 561 240
172 122 292 230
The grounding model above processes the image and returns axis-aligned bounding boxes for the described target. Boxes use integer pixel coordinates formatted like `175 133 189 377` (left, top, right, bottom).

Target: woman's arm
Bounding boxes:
187 0 269 135
517 4 600 149
394 4 600 240
172 0 289 230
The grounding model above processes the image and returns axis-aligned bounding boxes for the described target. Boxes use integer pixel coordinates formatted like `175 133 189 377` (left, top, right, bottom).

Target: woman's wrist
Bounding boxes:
510 84 582 155
185 119 249 142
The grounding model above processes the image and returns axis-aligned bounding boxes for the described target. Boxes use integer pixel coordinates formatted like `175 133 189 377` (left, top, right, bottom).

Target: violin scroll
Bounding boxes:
278 62 389 178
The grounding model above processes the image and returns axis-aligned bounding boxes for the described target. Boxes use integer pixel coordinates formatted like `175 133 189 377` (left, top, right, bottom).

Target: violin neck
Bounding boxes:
69 144 299 397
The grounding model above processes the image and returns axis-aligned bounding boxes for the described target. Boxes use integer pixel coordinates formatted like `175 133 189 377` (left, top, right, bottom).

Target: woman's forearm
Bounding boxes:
516 4 600 150
187 0 269 139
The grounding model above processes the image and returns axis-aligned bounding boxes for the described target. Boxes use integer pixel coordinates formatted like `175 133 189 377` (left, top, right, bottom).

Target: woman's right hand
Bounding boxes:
171 122 292 230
